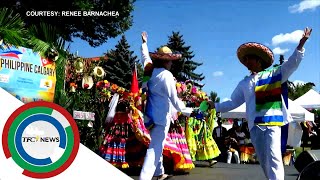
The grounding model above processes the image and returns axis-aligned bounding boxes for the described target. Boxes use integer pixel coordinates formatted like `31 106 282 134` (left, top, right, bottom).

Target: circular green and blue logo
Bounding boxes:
2 101 80 179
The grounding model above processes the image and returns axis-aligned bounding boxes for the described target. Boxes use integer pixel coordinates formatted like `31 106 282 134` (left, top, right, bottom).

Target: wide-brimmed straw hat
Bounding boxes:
237 42 274 69
149 46 182 61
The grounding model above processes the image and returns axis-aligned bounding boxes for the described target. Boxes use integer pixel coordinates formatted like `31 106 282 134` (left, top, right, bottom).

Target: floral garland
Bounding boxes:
176 80 208 107
65 56 143 106
95 79 141 105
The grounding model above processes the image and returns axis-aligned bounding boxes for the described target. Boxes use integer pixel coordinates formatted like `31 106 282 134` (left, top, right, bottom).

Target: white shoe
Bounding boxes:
156 174 173 180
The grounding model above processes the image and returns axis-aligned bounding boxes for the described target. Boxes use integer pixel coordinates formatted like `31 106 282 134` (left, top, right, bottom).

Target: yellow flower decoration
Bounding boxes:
93 66 105 77
74 59 84 73
117 87 125 94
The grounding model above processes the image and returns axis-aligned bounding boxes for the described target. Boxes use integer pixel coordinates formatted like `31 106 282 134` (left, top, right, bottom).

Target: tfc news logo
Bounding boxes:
2 101 80 178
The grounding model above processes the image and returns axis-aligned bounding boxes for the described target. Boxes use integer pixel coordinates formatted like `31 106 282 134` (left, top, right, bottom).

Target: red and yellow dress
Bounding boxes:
99 106 151 168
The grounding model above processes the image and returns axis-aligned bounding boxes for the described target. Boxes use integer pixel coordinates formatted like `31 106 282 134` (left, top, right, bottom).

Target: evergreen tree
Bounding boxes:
166 31 205 83
279 54 285 65
209 91 220 103
275 55 316 100
273 54 285 67
102 35 138 89
136 62 144 86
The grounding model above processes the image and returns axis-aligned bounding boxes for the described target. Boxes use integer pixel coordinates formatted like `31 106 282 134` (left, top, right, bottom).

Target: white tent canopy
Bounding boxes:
220 99 314 147
221 103 246 119
221 99 314 122
294 89 320 109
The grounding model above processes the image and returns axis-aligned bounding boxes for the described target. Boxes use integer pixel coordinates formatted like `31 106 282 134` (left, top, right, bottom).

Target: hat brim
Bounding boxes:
237 42 274 69
149 52 182 61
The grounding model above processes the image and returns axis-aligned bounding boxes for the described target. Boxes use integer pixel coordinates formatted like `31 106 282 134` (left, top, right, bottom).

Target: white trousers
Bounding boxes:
139 124 170 180
227 150 240 164
250 125 284 180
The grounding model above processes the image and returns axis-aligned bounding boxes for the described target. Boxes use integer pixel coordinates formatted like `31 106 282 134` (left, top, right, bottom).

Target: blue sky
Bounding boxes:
70 0 320 101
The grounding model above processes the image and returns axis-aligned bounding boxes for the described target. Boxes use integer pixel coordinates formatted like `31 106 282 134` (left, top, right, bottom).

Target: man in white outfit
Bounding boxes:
209 27 312 180
139 32 187 180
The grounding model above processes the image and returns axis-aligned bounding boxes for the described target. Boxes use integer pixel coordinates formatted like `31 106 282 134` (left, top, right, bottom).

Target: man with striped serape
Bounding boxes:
209 27 312 180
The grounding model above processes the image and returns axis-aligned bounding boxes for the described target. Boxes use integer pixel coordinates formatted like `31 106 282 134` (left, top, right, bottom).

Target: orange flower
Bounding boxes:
70 82 77 87
111 84 118 91
70 82 77 92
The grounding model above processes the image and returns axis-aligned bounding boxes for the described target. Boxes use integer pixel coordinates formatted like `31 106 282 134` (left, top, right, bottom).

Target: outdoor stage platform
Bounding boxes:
127 162 298 180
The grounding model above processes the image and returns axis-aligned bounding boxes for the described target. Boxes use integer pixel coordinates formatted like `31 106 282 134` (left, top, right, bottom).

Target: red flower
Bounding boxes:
96 81 104 89
84 84 89 89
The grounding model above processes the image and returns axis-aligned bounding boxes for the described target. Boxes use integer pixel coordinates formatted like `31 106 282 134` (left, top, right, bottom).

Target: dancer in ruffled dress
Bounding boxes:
99 95 151 169
185 106 220 166
162 111 195 173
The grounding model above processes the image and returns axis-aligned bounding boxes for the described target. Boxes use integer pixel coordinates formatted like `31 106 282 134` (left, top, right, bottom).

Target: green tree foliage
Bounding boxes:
0 0 135 47
209 91 220 103
102 35 138 89
274 55 316 100
166 31 205 83
26 23 69 96
0 7 26 47
288 82 316 100
136 62 144 86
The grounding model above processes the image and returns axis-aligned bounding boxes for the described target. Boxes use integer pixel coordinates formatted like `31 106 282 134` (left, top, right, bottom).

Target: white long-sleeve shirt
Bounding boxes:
141 42 152 68
215 48 305 131
141 42 153 90
142 41 190 125
146 68 186 126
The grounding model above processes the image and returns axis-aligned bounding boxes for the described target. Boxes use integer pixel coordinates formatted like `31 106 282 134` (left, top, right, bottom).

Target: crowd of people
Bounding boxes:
213 118 254 164
99 27 312 180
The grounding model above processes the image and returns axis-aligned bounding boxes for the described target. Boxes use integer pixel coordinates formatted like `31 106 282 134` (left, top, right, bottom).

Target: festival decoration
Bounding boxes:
176 80 209 107
93 66 105 77
63 52 150 168
74 58 84 73
46 48 59 62
82 75 94 89
69 82 77 92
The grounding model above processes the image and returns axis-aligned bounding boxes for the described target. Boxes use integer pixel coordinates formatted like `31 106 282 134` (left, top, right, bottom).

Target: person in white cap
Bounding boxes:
209 27 312 180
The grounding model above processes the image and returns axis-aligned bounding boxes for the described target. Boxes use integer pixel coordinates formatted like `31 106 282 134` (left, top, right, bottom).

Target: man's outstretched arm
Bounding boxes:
141 31 152 68
281 27 312 82
208 82 245 113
